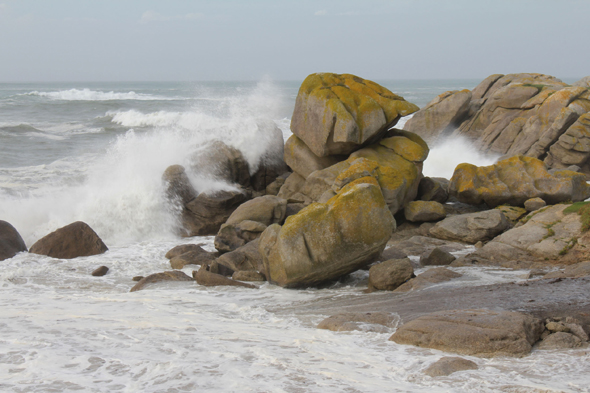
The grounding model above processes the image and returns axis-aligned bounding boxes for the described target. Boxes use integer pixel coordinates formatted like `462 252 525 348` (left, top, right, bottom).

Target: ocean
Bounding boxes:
0 79 587 392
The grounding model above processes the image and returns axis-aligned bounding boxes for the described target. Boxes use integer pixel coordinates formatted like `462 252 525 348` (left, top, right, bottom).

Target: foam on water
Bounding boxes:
25 88 181 101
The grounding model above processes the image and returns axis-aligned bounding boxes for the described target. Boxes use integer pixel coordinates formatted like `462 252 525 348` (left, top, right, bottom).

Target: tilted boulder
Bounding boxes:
449 155 590 207
0 220 27 261
162 165 198 205
429 209 510 244
291 73 418 157
389 309 545 357
29 221 108 259
259 182 395 288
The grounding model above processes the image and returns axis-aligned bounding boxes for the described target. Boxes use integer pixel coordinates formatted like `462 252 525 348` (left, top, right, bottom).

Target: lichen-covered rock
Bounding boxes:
283 135 345 179
259 182 395 288
545 113 590 171
404 89 472 144
450 155 590 207
0 220 27 261
291 73 418 157
29 221 108 259
429 209 510 244
367 258 414 292
495 205 528 224
389 309 544 357
404 201 446 222
231 270 266 282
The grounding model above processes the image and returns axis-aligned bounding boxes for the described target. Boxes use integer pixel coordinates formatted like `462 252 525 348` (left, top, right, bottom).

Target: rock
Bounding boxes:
162 165 198 205
524 197 547 212
165 243 206 259
284 203 306 219
417 177 449 203
0 220 27 261
208 261 235 277
386 236 467 259
214 220 267 254
395 267 462 292
276 172 311 204
265 176 285 196
29 221 108 259
170 247 216 269
423 357 478 377
225 195 288 227
573 76 590 88
389 309 545 357
182 190 248 236
380 247 408 261
537 332 584 350
190 140 251 187
450 155 590 208
367 258 414 292
404 89 472 145
317 312 398 333
563 261 590 278
130 271 193 292
420 248 456 266
404 201 446 222
495 205 528 224
91 266 109 277
192 264 256 289
216 238 263 273
545 114 590 172
259 182 395 288
283 135 345 179
291 73 418 157
132 276 143 281
546 321 570 333
231 270 266 282
429 209 510 244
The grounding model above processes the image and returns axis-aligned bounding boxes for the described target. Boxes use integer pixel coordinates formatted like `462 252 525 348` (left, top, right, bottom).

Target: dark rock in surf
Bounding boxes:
162 165 198 205
130 271 193 292
423 357 478 377
231 270 266 282
192 264 256 289
169 247 216 269
91 266 109 277
0 220 27 261
165 243 207 259
182 190 248 236
29 221 108 259
317 312 399 333
215 238 264 273
420 248 456 266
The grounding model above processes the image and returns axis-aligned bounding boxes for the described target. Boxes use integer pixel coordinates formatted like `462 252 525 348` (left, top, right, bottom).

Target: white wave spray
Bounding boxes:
1 79 288 247
26 88 180 101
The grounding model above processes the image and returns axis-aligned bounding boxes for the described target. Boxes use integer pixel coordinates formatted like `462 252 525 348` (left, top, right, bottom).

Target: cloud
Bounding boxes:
140 10 203 24
314 10 327 16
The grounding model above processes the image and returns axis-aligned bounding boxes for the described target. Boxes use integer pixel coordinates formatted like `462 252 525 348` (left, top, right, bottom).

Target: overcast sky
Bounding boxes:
0 0 588 82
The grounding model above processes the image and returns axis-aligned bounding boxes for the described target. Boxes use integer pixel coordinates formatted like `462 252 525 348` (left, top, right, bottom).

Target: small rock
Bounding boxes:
0 220 28 261
524 197 547 212
130 271 193 292
231 270 266 282
420 247 456 266
367 258 414 292
404 201 446 222
193 265 256 289
474 241 483 249
132 276 144 282
209 261 235 277
91 266 109 277
546 321 570 333
423 356 478 377
165 243 205 259
537 332 584 350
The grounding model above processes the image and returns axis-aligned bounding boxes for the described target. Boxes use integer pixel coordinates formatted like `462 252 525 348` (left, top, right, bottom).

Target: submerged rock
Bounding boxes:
0 220 27 261
390 309 544 357
29 221 108 259
130 271 193 292
317 312 399 333
91 266 109 277
192 264 257 289
169 246 216 269
423 356 478 377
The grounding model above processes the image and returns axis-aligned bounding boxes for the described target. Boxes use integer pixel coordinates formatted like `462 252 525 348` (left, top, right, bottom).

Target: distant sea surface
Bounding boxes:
1 80 587 392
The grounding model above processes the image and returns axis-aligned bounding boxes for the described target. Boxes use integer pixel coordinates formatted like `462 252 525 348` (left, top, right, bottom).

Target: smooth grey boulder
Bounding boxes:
429 209 510 244
390 309 544 357
225 195 287 227
0 220 27 261
162 165 198 205
190 140 251 187
420 247 456 266
283 134 345 179
367 258 414 292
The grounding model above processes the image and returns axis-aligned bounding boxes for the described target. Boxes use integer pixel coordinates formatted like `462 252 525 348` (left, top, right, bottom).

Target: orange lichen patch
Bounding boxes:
379 136 428 163
333 157 379 189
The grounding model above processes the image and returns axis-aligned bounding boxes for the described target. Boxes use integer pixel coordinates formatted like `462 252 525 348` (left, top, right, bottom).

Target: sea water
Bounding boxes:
0 80 588 392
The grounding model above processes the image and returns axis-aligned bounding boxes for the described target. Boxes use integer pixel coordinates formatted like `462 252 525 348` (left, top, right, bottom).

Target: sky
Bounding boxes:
0 0 588 82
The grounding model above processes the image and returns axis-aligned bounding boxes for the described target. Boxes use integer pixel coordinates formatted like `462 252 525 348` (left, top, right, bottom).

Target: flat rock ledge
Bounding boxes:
389 309 544 357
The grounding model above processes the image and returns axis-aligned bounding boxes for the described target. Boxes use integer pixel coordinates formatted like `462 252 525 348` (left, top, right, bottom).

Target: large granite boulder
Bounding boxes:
190 140 251 187
389 309 544 357
29 221 108 259
450 155 590 207
0 221 27 261
404 73 590 173
259 182 395 288
286 129 428 215
367 258 414 292
182 190 248 236
283 135 345 179
429 209 510 244
291 73 418 157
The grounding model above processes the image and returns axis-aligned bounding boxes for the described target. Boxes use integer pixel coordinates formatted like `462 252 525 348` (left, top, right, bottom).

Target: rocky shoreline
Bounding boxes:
3 72 590 377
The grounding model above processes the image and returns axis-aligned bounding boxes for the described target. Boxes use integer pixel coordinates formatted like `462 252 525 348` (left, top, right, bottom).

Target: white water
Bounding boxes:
2 81 589 392
26 89 181 101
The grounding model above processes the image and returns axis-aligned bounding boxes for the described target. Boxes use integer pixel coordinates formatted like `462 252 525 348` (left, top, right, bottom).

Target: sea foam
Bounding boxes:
26 88 179 101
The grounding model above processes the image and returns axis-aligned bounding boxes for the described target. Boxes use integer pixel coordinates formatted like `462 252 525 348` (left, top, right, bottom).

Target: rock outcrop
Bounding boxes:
0 220 27 261
450 155 590 207
259 182 395 288
29 221 108 259
405 73 590 173
389 309 545 357
291 73 419 157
